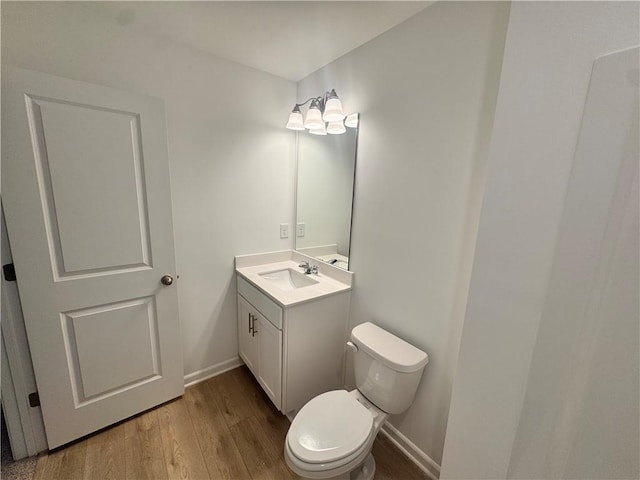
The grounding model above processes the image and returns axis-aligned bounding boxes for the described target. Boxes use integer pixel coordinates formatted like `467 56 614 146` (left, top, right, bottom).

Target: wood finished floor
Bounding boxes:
32 366 426 480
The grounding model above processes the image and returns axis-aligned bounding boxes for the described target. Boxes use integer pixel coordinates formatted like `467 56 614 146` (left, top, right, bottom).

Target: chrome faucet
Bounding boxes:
298 261 319 275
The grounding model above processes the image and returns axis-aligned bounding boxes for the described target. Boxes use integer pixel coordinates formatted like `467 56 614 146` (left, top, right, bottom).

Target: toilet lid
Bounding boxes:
288 390 373 464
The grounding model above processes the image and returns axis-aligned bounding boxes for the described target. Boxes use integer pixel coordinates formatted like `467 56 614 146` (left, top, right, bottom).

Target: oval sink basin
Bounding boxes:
258 268 319 291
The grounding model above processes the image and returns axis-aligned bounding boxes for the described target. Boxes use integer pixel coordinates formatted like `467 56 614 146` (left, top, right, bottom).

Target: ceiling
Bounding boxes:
82 1 432 82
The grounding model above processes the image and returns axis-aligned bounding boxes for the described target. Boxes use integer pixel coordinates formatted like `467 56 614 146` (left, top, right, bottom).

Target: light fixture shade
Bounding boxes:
286 111 305 130
309 123 327 135
323 97 345 122
345 112 359 128
304 105 324 130
327 121 346 135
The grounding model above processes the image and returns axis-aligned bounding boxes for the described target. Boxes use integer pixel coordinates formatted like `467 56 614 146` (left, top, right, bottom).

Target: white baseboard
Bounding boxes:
380 422 441 480
183 357 243 388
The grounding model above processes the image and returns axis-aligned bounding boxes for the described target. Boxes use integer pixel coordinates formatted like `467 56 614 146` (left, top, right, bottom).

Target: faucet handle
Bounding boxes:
298 261 310 268
310 265 319 275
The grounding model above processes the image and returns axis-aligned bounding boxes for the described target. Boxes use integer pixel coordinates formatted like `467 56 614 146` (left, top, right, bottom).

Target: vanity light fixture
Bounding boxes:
304 99 325 130
344 113 359 128
286 105 305 131
326 121 346 135
286 89 349 134
323 92 345 122
309 123 328 135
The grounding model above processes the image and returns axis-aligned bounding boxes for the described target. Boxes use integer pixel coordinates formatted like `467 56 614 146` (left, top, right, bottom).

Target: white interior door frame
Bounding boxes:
1 208 48 458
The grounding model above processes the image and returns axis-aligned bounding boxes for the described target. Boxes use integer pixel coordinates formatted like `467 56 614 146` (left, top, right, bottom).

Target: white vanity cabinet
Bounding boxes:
236 274 350 415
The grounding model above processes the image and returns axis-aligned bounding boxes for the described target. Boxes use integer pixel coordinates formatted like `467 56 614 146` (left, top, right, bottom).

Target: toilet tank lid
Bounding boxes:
351 322 429 373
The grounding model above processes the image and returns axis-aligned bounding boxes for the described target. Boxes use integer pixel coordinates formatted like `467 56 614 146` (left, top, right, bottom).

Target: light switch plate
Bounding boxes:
280 223 289 239
296 223 306 237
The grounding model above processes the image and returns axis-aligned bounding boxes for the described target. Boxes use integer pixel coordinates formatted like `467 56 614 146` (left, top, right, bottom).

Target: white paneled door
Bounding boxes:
1 67 184 449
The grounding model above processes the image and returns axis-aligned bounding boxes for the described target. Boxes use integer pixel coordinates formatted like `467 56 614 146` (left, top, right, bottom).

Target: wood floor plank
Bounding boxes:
208 368 256 428
220 368 301 479
233 366 291 446
38 449 63 480
157 398 209 480
184 382 251 480
372 434 426 480
229 415 297 480
232 365 275 417
31 453 50 480
124 410 168 480
39 440 87 480
84 423 125 480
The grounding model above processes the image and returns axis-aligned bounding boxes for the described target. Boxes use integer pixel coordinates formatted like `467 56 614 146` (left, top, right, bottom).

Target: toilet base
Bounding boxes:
350 454 375 480
292 454 376 480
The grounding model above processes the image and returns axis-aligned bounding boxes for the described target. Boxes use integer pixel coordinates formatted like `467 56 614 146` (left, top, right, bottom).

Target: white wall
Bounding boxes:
297 2 510 472
1 2 296 381
508 46 639 479
441 2 640 478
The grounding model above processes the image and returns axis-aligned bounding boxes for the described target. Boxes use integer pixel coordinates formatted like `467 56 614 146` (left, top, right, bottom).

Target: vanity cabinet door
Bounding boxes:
238 294 283 410
256 316 282 410
237 295 258 373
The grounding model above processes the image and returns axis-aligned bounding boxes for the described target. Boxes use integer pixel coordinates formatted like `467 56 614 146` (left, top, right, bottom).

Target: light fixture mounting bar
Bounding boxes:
293 90 337 111
293 96 323 110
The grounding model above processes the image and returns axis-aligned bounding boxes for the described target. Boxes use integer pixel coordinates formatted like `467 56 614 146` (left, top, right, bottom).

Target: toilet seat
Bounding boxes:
287 390 374 465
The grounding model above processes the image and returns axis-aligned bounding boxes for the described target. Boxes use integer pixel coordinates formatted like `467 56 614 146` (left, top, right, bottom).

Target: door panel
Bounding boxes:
1 66 183 448
31 96 152 275
64 296 160 401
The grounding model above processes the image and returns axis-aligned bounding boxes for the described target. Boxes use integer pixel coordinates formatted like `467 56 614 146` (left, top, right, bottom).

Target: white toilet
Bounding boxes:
284 322 429 480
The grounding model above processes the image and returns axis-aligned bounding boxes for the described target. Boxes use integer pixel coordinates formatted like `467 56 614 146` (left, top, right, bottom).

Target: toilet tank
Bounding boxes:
351 322 429 414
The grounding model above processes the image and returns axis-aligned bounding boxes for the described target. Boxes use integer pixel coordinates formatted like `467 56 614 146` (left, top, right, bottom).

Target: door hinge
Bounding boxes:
3 263 16 282
28 392 40 407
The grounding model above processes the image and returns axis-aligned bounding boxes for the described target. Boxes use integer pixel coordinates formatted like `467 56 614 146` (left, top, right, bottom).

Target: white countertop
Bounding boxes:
235 251 352 307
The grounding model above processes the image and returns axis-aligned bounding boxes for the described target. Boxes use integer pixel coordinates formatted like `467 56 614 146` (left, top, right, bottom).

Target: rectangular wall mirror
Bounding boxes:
294 114 359 271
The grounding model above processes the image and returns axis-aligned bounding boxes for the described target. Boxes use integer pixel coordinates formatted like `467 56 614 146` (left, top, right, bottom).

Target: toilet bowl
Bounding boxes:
284 322 428 480
285 389 387 480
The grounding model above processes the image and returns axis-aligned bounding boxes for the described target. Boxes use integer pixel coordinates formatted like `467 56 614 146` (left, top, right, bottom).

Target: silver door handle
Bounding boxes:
251 315 258 337
161 275 174 286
